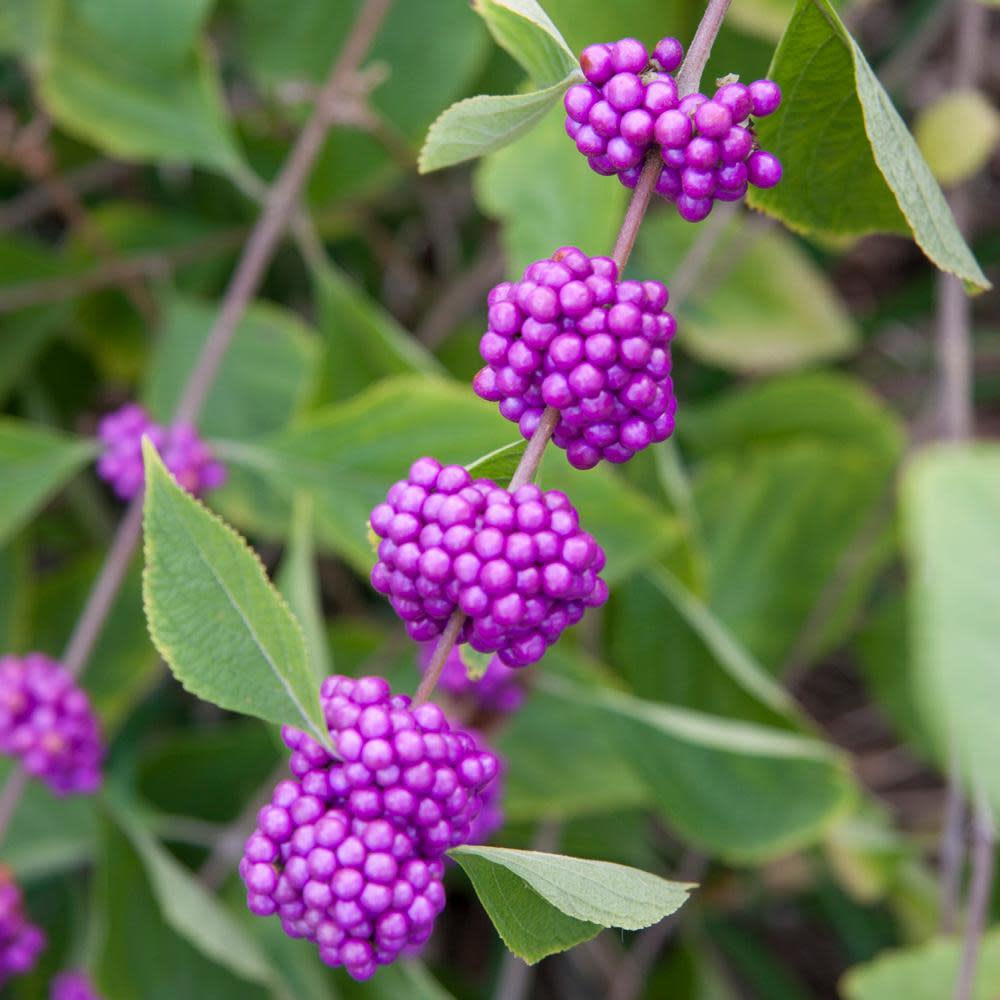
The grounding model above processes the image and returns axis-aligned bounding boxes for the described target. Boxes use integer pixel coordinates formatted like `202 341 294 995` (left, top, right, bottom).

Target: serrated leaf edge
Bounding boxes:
140 437 330 749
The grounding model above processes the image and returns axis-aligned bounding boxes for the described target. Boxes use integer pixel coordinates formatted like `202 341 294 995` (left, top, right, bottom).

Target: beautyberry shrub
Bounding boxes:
96 403 226 500
0 866 44 987
370 458 608 665
240 675 499 981
564 36 782 220
0 654 103 795
473 247 676 469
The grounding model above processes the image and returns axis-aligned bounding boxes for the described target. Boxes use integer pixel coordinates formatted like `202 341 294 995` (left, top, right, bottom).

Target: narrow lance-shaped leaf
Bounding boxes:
107 795 280 992
141 439 328 747
0 419 97 548
748 0 989 291
450 845 694 964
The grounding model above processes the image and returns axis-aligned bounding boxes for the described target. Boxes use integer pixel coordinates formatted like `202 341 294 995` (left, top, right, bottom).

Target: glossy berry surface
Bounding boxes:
96 402 226 500
565 36 783 220
418 644 524 716
370 458 608 665
241 675 498 980
0 866 44 987
0 654 103 796
473 247 677 469
50 971 102 1000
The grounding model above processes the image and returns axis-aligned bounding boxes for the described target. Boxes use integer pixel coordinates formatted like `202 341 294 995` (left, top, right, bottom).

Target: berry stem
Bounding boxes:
414 611 467 706
675 0 734 99
508 405 561 492
611 155 662 272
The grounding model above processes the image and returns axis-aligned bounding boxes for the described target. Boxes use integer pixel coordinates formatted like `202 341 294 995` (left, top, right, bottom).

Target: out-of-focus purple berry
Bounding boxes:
0 866 44 988
0 654 103 796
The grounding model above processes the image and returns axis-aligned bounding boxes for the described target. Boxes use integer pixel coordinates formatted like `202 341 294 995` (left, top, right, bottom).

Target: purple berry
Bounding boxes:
677 194 713 222
472 249 677 471
653 36 684 72
580 44 614 85
610 38 649 74
747 150 782 188
243 676 500 980
714 82 752 122
0 866 44 988
654 109 692 148
564 84 599 123
371 451 608 659
96 402 225 500
693 100 733 139
748 79 782 117
0 654 104 796
605 73 644 112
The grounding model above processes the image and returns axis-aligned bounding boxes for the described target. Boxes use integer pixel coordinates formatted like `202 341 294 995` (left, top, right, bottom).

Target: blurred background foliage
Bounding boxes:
0 0 998 996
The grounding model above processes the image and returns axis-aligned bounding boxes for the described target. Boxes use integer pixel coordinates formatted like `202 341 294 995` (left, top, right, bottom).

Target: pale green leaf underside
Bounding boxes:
418 77 578 173
472 0 577 85
903 445 1000 818
141 440 327 746
0 418 96 548
464 440 527 485
451 845 692 963
748 0 988 291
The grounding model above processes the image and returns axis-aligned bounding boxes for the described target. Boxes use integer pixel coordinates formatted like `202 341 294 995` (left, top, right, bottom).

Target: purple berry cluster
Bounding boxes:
564 36 783 221
240 675 499 981
0 866 44 987
0 654 103 796
418 644 524 716
472 248 676 469
50 971 102 1000
370 458 608 666
96 402 226 500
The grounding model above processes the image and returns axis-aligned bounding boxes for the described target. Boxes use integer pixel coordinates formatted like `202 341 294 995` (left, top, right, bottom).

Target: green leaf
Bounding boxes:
902 445 1000 813
747 0 989 291
144 295 319 440
472 0 577 85
475 106 628 272
419 79 577 174
450 845 693 963
94 817 269 1000
108 797 278 991
915 89 1000 187
646 565 795 717
842 929 1000 1000
464 440 527 485
543 673 855 861
277 494 332 684
141 439 327 746
37 1 243 172
636 214 858 373
312 256 441 403
0 419 96 548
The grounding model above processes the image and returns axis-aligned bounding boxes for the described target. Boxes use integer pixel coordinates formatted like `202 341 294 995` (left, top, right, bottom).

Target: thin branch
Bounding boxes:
937 0 987 950
0 228 247 313
675 0 734 97
0 159 131 232
940 739 968 933
953 789 996 1000
173 0 393 425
